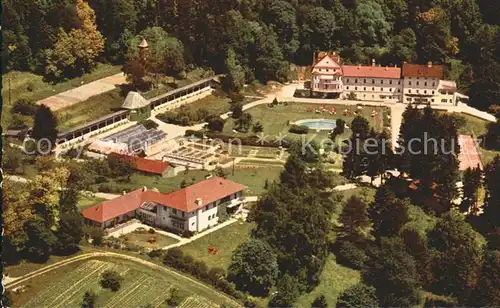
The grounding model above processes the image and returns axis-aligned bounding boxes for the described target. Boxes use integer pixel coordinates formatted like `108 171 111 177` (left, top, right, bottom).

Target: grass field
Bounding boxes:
180 221 253 270
77 194 107 211
121 231 179 249
55 68 211 131
171 89 232 116
13 257 235 308
103 166 283 196
295 254 361 307
223 103 387 143
56 89 125 131
2 64 121 129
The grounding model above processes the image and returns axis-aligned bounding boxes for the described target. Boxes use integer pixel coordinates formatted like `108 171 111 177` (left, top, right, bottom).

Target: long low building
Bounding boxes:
81 177 246 232
310 51 466 105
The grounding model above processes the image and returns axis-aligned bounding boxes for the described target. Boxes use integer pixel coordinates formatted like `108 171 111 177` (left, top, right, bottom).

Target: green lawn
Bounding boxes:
103 166 283 196
180 221 253 270
2 64 121 129
295 254 361 307
172 89 232 116
11 256 237 308
77 194 107 211
451 113 489 136
56 88 125 131
223 102 387 143
121 231 179 249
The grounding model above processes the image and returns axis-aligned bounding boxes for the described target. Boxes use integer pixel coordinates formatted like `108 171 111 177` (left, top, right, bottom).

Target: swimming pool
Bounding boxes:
296 119 337 130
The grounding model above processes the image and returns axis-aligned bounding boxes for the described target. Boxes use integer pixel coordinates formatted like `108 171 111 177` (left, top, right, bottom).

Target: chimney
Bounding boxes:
195 198 202 206
143 186 147 192
372 59 376 67
428 61 432 68
122 191 127 195
332 51 336 55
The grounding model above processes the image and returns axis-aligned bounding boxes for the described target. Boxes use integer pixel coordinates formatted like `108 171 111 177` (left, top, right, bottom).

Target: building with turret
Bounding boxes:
310 52 467 105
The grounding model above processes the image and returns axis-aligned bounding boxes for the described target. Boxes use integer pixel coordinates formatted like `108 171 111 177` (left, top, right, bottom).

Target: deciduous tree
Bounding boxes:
336 283 379 308
227 239 278 296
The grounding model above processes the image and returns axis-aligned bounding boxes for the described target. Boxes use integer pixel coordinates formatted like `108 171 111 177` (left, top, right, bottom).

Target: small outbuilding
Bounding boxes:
122 91 151 121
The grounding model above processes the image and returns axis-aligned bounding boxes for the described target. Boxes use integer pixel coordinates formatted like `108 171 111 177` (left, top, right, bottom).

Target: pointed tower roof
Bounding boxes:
138 39 149 49
121 91 149 109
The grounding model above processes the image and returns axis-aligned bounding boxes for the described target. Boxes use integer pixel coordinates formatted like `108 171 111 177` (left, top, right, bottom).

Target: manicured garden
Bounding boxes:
222 102 388 143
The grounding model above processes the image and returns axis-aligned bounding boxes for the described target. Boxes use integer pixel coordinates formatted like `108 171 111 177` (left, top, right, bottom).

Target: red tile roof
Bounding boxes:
402 63 444 79
81 188 145 224
342 65 401 79
81 177 246 223
314 52 341 66
109 152 169 175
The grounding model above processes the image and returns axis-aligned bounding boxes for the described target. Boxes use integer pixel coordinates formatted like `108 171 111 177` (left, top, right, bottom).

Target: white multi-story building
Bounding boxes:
82 177 246 232
310 52 467 105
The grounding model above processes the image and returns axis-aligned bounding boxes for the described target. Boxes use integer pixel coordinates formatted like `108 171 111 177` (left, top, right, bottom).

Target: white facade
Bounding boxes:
342 77 403 101
155 191 243 233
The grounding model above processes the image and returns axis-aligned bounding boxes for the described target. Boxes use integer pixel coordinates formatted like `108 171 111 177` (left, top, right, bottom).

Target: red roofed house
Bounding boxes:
310 52 466 104
109 152 176 177
81 177 246 232
311 52 344 97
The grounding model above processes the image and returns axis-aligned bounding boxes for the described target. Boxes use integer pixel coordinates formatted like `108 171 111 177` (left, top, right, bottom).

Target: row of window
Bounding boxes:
317 68 338 73
407 89 435 94
345 78 400 85
346 86 401 93
408 81 436 87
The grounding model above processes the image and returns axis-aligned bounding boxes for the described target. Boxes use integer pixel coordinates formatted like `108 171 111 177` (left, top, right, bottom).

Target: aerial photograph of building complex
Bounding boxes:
1 0 500 307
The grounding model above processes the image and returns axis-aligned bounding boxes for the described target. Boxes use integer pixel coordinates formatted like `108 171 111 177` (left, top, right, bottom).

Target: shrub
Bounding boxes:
148 228 156 234
229 92 245 103
163 247 184 268
184 130 204 139
139 119 159 130
207 116 225 132
8 114 29 130
335 241 368 270
208 267 226 283
81 290 97 308
11 99 38 116
289 124 309 134
167 288 186 306
85 227 105 246
148 249 164 258
98 183 121 194
100 270 123 291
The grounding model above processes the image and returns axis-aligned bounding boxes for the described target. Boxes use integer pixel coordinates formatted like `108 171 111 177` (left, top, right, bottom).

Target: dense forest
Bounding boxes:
3 0 500 110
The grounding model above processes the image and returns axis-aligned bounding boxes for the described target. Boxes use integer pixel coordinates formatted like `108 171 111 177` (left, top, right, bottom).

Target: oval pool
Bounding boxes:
296 119 337 130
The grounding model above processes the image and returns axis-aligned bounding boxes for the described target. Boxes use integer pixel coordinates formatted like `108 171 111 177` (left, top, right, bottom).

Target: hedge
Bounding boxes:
288 124 309 135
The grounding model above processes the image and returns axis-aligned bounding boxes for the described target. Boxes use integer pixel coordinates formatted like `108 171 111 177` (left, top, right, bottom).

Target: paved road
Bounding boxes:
37 73 127 111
